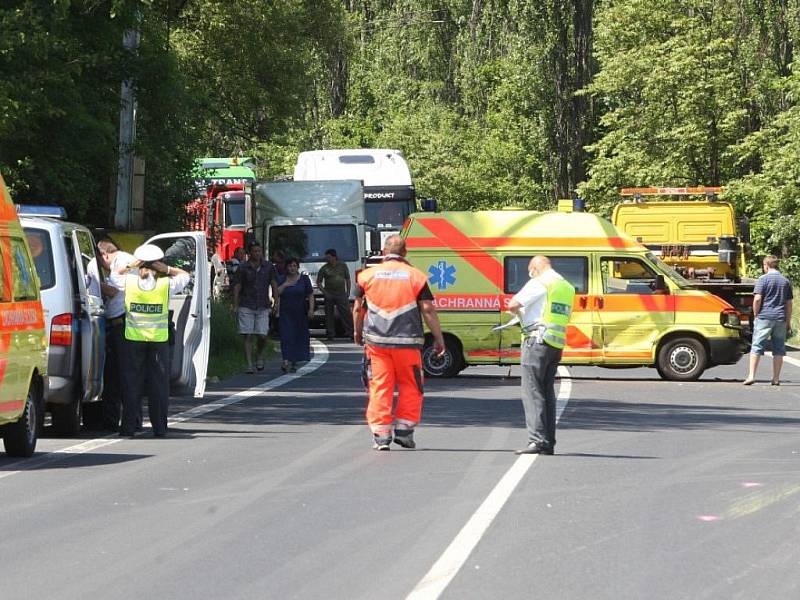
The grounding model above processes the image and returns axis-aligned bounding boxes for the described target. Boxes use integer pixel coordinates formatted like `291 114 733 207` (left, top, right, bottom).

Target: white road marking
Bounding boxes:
407 365 572 600
781 354 800 369
0 340 330 480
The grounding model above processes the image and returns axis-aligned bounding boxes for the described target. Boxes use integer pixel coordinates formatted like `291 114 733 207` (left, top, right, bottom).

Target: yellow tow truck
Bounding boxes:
612 187 755 334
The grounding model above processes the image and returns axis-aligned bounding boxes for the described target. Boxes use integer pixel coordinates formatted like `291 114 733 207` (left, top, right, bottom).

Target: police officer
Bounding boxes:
507 255 575 455
353 235 445 450
117 244 190 437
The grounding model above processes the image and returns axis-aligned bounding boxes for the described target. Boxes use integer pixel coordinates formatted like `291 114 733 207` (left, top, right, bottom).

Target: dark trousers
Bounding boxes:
324 291 354 338
102 320 128 430
520 338 563 449
122 339 171 435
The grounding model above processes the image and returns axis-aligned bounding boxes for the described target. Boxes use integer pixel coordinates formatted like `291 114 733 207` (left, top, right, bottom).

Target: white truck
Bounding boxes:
293 149 416 248
253 180 367 330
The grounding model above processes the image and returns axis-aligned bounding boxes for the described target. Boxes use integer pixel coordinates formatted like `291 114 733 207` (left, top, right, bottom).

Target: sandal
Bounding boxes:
281 362 289 374
256 360 265 372
245 366 255 374
742 378 755 386
771 380 780 386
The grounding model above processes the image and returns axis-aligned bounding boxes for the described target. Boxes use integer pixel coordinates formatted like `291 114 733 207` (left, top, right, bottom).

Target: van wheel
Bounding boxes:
422 337 463 378
656 337 707 381
52 398 82 436
3 384 39 457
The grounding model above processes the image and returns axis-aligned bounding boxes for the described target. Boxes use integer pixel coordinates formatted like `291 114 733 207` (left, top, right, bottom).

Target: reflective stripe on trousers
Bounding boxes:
365 345 424 436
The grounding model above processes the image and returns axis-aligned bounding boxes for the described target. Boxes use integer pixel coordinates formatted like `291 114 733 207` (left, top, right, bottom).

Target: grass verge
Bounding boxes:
208 300 276 381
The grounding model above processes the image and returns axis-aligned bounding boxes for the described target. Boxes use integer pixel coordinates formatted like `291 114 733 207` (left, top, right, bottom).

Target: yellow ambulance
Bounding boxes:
0 172 47 456
401 210 746 381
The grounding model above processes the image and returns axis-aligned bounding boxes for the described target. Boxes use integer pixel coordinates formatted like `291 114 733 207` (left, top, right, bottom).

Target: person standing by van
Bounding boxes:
317 248 354 340
117 244 189 437
507 256 575 455
97 238 136 432
743 255 793 386
353 235 445 450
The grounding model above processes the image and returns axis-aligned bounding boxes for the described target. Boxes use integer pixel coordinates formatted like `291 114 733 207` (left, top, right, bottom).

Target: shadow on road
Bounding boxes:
0 452 151 471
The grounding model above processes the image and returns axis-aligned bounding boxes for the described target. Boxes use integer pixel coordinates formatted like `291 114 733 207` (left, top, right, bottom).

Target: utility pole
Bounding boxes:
114 25 140 230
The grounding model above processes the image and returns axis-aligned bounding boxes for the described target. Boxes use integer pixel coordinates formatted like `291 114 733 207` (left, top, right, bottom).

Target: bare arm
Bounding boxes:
752 294 762 318
419 300 445 355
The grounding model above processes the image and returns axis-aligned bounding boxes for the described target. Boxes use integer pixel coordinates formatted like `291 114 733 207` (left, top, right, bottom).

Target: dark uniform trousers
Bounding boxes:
520 337 563 449
324 291 354 338
121 340 171 436
102 317 128 430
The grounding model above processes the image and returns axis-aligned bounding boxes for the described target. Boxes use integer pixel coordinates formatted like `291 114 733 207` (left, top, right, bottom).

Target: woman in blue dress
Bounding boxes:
276 257 315 372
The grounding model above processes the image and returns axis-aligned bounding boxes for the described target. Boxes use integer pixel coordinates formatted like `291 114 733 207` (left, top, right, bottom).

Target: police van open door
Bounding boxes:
145 232 210 398
71 229 106 403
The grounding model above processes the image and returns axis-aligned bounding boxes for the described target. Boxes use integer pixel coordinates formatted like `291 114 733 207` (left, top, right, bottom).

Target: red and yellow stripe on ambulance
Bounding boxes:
402 210 746 381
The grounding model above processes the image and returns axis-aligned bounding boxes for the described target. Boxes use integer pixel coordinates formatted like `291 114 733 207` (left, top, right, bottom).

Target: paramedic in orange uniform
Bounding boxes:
353 235 445 451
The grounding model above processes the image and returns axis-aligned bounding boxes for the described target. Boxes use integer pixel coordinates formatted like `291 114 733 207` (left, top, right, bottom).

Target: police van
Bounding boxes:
0 173 47 456
402 210 746 381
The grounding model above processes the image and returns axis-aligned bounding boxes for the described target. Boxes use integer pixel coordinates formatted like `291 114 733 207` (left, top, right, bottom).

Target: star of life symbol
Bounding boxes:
428 260 456 290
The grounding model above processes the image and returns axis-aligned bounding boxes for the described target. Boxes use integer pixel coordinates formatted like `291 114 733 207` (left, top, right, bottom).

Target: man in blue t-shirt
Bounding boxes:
744 255 793 385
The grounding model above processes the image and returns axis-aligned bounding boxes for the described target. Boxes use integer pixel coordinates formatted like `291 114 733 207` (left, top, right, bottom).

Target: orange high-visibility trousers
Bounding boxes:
365 345 424 436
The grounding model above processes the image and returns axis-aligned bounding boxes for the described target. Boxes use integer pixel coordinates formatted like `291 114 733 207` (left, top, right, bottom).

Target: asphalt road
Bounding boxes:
1 341 799 600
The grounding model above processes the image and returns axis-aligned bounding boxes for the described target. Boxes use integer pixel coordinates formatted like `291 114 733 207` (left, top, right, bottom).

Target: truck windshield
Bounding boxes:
269 225 359 262
366 200 415 228
648 252 692 288
225 198 246 227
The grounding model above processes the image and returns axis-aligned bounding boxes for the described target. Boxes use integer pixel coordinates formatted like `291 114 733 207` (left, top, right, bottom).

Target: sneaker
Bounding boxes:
393 430 416 449
514 442 554 455
372 435 392 451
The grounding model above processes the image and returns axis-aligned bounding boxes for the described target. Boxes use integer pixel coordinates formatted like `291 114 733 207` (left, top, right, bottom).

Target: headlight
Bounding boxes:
721 309 742 328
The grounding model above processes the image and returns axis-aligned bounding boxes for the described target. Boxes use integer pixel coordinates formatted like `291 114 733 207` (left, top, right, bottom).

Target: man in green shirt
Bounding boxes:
317 248 354 340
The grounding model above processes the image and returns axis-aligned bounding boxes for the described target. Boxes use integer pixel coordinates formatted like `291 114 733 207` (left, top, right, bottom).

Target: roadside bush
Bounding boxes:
208 299 243 380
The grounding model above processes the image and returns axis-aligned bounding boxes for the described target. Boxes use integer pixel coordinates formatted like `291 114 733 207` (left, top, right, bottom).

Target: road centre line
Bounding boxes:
0 340 330 481
781 354 800 369
407 366 572 600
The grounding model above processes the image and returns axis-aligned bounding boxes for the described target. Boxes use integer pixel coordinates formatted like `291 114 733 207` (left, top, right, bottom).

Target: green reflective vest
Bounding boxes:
524 277 576 349
125 275 170 342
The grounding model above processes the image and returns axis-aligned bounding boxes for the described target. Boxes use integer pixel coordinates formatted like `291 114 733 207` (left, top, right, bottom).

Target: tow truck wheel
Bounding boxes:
656 337 707 381
422 336 463 378
2 383 39 457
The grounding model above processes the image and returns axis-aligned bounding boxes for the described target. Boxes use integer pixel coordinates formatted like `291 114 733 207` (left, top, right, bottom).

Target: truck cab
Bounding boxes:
294 149 416 249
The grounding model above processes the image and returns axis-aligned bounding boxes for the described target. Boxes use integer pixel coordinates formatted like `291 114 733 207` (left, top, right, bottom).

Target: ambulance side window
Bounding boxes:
601 257 659 294
0 234 11 302
10 237 38 301
504 256 588 294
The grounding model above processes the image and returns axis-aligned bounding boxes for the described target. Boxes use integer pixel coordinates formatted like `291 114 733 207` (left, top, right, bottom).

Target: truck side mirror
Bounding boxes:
420 197 438 212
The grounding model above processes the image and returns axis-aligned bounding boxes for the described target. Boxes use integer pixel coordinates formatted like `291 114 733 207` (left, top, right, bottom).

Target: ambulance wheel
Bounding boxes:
422 336 463 378
3 383 39 457
656 337 707 381
52 397 82 436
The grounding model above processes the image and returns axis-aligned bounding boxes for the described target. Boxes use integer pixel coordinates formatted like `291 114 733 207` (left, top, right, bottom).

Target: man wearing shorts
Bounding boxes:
743 255 793 385
233 242 279 374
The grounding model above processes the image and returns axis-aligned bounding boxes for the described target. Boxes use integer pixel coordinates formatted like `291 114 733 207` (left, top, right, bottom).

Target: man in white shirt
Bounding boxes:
506 256 575 455
97 239 136 432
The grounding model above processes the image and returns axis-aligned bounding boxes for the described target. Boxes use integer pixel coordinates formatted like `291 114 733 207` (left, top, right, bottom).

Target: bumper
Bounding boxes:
44 375 75 405
708 336 747 366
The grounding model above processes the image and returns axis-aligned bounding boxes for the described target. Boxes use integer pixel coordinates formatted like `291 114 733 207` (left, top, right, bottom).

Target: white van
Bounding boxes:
20 209 105 434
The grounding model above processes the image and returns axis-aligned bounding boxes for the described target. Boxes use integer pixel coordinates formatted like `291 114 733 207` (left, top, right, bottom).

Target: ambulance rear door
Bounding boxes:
595 254 675 362
145 232 210 398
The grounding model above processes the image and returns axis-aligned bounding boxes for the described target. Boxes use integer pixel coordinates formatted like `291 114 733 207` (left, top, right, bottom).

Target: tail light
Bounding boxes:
720 308 742 329
50 313 73 346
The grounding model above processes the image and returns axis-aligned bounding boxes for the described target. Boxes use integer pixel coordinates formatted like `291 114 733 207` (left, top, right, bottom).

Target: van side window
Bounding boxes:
23 228 55 290
504 256 588 294
10 237 38 300
601 257 659 295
